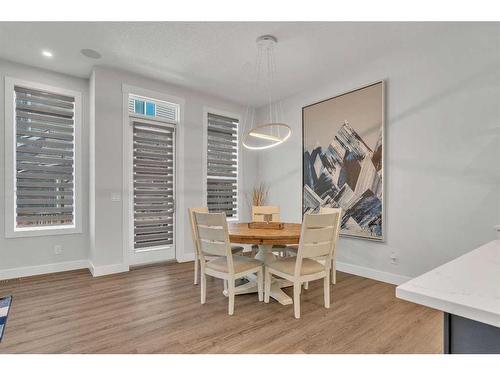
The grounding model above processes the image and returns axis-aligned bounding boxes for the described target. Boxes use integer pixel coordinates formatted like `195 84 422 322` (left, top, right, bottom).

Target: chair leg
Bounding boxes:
228 278 235 315
324 272 330 308
331 259 336 285
264 270 271 303
194 254 199 285
304 281 309 290
200 272 206 304
293 282 301 319
257 269 264 301
223 279 228 295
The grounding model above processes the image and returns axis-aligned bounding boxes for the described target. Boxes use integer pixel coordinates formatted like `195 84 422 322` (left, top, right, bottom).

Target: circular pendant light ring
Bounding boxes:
242 123 292 150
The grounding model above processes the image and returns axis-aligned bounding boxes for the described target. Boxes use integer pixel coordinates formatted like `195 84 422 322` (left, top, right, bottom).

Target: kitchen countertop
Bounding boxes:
396 240 500 328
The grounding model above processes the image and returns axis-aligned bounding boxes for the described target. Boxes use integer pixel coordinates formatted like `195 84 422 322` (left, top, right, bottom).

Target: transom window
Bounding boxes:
128 94 179 123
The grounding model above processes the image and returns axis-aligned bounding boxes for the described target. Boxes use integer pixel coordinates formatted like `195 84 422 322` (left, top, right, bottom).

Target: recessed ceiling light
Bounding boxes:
80 48 102 59
42 50 53 58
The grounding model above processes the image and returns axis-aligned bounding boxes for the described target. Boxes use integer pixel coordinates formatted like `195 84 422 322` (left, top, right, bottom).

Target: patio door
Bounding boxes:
129 118 176 265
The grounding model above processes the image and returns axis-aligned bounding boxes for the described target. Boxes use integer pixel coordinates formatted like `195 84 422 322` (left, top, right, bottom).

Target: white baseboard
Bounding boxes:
176 252 195 263
0 259 89 281
0 256 410 286
88 261 129 277
336 261 411 286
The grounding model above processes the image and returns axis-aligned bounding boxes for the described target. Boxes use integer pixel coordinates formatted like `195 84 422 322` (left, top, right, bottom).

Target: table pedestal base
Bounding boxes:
222 244 293 305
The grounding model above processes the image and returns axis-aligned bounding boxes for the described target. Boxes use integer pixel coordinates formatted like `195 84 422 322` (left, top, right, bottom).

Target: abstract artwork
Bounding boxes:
0 295 12 342
302 81 385 241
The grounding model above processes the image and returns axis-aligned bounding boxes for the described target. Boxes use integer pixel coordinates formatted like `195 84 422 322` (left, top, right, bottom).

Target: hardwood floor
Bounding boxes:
0 262 442 353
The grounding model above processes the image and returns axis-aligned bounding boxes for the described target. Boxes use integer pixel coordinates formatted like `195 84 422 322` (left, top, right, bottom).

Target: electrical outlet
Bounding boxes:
54 245 63 255
390 251 397 265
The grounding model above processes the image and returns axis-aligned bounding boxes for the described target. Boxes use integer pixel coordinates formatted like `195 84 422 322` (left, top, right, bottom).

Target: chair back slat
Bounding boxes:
198 225 227 242
195 211 225 226
302 227 335 244
252 205 280 222
304 212 336 228
199 239 227 256
302 242 332 258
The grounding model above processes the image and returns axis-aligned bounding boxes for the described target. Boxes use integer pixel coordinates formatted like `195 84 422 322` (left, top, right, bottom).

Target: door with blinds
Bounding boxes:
130 119 175 264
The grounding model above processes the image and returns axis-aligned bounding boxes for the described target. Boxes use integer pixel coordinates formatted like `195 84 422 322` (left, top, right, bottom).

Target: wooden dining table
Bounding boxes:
227 222 302 305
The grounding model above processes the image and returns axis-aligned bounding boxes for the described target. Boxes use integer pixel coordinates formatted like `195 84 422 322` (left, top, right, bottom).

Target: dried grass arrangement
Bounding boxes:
251 183 268 207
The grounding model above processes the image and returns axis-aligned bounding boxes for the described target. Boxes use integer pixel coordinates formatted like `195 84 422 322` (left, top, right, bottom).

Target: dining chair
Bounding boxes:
264 210 342 319
252 205 289 257
188 207 244 285
193 212 264 315
287 207 342 284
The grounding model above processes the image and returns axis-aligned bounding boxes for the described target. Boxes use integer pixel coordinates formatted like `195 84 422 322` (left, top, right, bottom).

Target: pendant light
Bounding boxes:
242 35 291 150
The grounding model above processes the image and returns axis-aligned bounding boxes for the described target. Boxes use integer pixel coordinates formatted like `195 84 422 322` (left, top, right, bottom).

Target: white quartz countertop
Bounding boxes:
396 240 500 328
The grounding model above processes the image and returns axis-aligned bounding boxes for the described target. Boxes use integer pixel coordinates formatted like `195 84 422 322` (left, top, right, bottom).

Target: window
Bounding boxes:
206 113 239 219
128 94 178 122
4 78 82 237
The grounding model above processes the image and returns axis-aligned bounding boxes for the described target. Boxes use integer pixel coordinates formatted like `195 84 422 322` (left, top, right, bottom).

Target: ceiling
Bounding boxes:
0 22 494 106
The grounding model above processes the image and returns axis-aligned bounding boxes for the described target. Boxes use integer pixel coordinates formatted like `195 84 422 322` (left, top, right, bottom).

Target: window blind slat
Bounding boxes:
135 225 173 235
17 188 73 198
14 85 75 228
16 91 74 109
16 102 74 118
17 119 74 133
17 146 73 157
206 113 238 219
17 129 73 141
14 86 74 102
17 110 74 125
17 214 73 224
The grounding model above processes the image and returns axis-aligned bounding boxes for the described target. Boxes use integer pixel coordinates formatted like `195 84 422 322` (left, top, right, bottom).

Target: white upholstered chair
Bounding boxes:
264 210 341 319
188 207 244 285
193 211 264 315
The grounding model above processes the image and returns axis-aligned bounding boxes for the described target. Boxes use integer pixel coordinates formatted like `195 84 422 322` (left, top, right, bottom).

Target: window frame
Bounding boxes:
4 77 83 238
202 107 241 222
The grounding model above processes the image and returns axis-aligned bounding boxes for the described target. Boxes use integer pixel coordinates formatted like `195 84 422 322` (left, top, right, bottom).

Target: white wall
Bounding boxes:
90 66 257 270
0 61 258 278
257 24 500 280
0 59 89 275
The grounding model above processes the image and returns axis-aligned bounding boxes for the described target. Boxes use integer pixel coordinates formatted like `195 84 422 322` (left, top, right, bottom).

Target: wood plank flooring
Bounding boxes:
0 262 442 353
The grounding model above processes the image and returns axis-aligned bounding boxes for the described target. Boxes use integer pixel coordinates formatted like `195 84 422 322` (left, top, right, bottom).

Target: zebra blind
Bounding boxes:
133 121 175 249
206 113 238 219
14 85 75 228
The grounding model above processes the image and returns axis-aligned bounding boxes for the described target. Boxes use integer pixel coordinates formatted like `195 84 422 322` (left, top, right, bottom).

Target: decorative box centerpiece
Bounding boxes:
248 221 284 230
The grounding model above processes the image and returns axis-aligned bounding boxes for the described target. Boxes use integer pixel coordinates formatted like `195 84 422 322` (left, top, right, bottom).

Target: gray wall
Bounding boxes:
0 61 258 275
256 24 500 279
0 59 89 271
90 66 258 268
